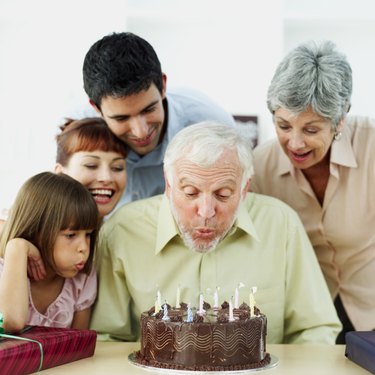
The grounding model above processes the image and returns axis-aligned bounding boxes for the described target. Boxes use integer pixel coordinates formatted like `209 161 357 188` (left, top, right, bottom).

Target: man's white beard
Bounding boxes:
179 226 222 254
169 197 236 254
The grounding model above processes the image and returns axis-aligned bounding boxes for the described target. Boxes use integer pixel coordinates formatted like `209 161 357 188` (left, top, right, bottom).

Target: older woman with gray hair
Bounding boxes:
251 40 375 343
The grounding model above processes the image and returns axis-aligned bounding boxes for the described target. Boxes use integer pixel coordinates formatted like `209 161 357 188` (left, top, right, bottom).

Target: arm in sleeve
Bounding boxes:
0 239 41 332
75 267 97 311
89 228 135 341
283 212 342 344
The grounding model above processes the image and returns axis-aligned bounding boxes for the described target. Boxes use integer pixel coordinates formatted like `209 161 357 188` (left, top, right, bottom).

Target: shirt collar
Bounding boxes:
155 195 260 255
232 199 260 241
330 126 357 168
155 195 180 255
165 93 184 141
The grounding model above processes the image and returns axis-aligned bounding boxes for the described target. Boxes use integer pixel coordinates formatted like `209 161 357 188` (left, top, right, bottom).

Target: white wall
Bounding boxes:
1 0 375 212
0 0 129 212
0 0 282 212
283 0 375 121
125 0 282 143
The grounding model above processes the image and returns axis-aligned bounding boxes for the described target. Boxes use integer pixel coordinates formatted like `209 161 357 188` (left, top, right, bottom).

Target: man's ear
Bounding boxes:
242 178 251 199
161 74 167 100
164 170 171 198
89 99 102 115
54 163 64 174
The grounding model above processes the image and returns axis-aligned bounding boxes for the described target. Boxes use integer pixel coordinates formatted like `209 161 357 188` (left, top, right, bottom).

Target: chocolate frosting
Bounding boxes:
135 301 270 371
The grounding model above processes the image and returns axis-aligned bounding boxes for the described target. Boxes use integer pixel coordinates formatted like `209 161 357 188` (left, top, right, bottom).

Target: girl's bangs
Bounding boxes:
61 193 98 230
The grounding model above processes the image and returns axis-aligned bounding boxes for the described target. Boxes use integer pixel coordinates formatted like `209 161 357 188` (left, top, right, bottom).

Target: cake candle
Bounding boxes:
157 289 162 307
186 303 193 322
229 298 235 321
213 287 219 308
176 286 181 308
162 302 170 321
154 297 160 314
198 293 205 314
249 286 257 317
234 282 245 308
234 287 239 308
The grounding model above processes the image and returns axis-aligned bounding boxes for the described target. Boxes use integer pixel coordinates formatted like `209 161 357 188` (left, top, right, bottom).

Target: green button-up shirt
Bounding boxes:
91 193 341 343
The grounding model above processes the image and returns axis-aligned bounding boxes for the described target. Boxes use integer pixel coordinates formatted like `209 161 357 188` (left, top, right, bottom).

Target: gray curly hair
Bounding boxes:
164 121 253 190
267 40 352 129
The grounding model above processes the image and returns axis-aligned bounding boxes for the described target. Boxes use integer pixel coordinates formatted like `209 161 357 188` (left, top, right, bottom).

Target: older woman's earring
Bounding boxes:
334 131 342 141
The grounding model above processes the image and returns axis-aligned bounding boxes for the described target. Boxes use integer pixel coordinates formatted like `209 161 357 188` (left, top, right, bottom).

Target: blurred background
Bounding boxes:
1 0 375 212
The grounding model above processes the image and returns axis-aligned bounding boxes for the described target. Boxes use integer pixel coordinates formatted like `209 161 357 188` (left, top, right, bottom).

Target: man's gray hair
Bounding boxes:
267 40 352 129
164 121 253 190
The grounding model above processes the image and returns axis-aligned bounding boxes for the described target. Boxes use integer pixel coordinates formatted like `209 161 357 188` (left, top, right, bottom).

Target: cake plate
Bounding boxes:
128 353 279 374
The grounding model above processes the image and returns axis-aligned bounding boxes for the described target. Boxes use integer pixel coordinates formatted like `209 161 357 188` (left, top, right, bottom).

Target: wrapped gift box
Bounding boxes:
345 331 375 374
0 326 97 375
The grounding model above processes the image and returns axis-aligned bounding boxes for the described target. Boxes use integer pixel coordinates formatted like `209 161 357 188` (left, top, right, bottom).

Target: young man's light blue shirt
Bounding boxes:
122 87 235 206
66 87 235 210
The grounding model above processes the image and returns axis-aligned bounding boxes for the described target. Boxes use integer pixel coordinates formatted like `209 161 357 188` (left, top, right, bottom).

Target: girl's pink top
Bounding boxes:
0 259 97 328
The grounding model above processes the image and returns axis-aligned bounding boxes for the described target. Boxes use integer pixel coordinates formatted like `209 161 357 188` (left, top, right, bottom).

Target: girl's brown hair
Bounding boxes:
0 172 99 274
56 117 127 165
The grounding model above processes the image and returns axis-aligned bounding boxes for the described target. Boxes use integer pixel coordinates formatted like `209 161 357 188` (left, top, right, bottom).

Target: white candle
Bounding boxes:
176 286 181 308
234 282 245 308
154 298 160 314
249 293 255 316
213 288 219 308
157 290 162 307
234 287 239 308
198 293 205 314
229 298 235 321
249 286 257 316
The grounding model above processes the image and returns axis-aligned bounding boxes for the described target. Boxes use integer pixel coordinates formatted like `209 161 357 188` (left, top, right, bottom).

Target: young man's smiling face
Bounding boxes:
95 78 167 156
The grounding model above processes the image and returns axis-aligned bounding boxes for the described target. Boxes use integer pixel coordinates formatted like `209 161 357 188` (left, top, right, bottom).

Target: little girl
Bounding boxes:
0 172 99 333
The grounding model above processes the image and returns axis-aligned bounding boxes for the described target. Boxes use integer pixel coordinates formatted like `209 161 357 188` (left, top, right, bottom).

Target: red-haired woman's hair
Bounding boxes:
56 117 127 165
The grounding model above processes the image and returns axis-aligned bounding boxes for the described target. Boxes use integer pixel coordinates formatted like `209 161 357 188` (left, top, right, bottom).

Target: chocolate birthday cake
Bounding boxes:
134 301 270 371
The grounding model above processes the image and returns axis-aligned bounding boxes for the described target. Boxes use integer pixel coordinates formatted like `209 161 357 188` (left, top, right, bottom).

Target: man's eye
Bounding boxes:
115 116 130 122
305 128 318 135
143 106 156 114
185 192 197 197
216 193 230 200
183 188 198 197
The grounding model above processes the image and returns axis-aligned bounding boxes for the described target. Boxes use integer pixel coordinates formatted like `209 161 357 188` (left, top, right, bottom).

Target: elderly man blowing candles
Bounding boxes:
90 121 341 344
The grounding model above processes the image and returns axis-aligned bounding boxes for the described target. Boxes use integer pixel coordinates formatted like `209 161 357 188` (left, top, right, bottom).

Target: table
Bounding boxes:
40 342 369 375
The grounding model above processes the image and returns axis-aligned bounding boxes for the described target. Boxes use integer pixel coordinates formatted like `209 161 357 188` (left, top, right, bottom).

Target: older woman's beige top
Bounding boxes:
251 116 375 331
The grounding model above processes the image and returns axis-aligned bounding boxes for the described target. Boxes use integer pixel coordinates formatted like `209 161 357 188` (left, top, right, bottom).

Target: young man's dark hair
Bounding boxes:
74 31 236 207
83 32 163 108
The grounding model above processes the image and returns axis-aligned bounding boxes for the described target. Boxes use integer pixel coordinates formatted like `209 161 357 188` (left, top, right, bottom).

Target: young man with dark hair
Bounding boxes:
75 32 235 207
